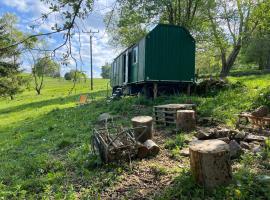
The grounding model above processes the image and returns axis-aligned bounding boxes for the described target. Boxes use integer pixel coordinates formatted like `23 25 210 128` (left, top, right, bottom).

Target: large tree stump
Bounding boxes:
176 110 196 131
131 116 153 143
189 139 232 189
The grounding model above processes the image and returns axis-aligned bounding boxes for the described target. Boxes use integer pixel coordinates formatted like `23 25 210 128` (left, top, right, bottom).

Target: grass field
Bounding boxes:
0 74 270 199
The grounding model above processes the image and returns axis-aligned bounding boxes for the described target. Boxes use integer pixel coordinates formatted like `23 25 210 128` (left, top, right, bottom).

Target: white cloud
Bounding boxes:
1 0 49 15
1 0 28 12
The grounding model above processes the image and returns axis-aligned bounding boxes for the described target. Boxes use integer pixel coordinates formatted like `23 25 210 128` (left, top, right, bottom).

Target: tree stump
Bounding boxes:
144 139 160 156
176 110 196 131
131 116 153 143
189 139 232 189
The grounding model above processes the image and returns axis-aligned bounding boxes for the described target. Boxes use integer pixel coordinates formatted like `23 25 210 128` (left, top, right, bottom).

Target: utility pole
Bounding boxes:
82 30 99 90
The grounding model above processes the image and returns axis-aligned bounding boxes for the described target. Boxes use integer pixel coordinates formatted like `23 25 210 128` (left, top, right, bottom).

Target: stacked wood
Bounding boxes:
189 139 232 189
176 110 196 131
131 116 153 143
196 79 228 95
92 125 139 163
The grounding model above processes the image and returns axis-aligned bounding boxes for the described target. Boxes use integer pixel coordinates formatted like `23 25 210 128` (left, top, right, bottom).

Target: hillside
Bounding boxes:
0 75 269 199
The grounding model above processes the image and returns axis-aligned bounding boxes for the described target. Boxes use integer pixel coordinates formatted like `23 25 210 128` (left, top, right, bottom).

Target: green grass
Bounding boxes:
0 74 270 199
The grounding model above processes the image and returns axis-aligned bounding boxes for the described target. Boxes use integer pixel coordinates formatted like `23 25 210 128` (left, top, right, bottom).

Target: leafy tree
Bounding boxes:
101 64 111 79
105 0 207 48
25 38 50 95
243 32 270 70
242 0 270 70
0 13 28 99
64 70 86 82
205 0 268 77
35 57 60 78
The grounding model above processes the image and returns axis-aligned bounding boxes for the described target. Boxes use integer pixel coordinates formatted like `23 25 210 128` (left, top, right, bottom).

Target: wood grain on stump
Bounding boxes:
189 139 232 189
176 110 196 131
131 116 153 143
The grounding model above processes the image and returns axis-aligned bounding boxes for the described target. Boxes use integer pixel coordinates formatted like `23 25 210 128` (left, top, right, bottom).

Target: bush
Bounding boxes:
254 88 270 108
64 72 72 80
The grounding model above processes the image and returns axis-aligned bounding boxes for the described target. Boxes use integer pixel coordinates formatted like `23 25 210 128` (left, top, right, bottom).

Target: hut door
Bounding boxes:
129 46 138 83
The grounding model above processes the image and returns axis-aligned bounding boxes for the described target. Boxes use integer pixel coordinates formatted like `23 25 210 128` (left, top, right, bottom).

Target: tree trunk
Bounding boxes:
258 57 264 70
189 139 232 189
36 88 41 95
220 43 241 78
10 95 14 100
266 53 270 69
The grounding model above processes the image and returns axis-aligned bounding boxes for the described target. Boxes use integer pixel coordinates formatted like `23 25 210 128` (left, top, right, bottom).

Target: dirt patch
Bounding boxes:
100 130 190 199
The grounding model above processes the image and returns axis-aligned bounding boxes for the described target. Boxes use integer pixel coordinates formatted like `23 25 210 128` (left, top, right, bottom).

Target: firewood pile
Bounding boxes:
195 127 269 158
196 79 229 95
92 124 139 163
92 115 160 163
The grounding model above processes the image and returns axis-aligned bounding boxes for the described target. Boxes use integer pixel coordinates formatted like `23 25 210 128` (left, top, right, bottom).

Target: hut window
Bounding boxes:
133 46 138 64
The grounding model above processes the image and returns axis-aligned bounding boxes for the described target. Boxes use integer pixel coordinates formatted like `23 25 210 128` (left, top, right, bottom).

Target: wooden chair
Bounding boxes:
78 94 89 105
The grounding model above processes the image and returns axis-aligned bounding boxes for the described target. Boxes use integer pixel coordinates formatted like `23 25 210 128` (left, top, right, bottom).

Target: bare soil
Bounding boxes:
101 129 190 200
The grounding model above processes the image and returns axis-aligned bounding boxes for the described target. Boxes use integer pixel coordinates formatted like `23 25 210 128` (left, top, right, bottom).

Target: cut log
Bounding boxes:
176 110 196 131
137 143 149 159
189 139 232 189
131 116 153 143
143 139 160 156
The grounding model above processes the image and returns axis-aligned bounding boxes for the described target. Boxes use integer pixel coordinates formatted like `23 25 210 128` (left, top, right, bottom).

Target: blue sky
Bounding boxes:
0 0 119 77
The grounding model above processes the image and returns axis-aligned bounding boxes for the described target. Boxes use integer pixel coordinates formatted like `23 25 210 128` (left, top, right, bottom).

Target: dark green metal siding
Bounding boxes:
111 53 124 87
129 38 146 83
129 49 137 83
110 24 195 88
145 24 195 82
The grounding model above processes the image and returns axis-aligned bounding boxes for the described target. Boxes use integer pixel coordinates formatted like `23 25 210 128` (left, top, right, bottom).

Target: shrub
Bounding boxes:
254 88 270 108
64 72 72 80
165 134 187 150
